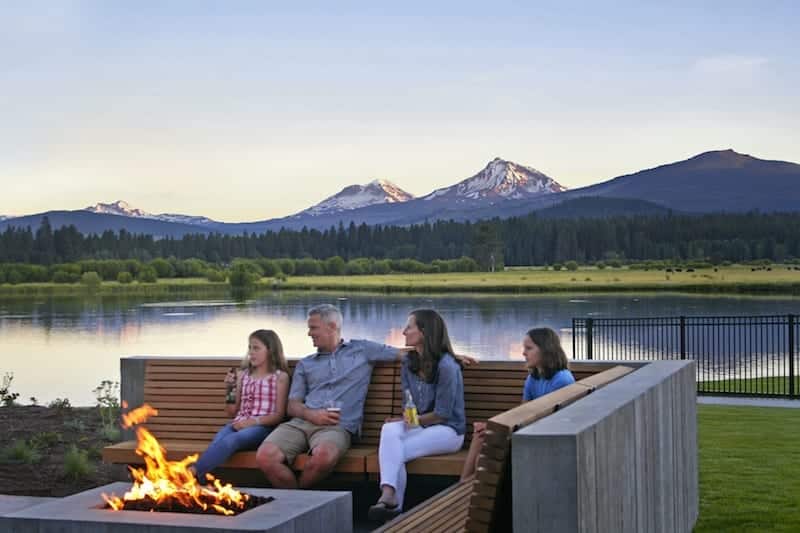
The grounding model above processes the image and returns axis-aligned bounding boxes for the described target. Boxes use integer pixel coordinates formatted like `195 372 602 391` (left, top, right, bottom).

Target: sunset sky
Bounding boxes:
2 1 797 221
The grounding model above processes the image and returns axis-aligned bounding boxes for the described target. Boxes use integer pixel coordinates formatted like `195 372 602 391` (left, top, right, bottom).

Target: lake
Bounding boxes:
1 291 799 405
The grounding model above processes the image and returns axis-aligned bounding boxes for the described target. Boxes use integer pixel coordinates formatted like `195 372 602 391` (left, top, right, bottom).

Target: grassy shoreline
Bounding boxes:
2 266 800 297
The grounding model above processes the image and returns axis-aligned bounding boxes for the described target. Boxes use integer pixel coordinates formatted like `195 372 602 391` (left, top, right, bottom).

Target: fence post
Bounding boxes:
586 318 593 360
789 314 796 399
680 316 686 360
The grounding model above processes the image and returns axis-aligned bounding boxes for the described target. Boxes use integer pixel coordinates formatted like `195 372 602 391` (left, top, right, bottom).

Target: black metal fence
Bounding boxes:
572 315 798 398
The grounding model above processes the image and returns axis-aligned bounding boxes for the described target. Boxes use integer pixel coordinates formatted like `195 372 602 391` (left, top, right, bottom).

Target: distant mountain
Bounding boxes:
4 150 798 237
295 179 414 217
534 196 673 219
85 200 220 227
0 210 213 237
423 157 566 202
0 215 10 221
561 149 800 213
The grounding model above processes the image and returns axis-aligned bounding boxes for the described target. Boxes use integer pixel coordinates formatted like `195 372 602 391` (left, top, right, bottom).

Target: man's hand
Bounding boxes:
472 421 487 438
308 408 341 426
232 418 257 431
454 353 478 367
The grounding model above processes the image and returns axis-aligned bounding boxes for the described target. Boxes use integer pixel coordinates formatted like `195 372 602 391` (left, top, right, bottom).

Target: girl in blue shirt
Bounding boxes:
460 327 575 481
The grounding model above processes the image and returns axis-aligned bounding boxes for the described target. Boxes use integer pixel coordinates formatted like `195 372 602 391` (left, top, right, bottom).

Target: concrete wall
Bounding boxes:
512 361 697 533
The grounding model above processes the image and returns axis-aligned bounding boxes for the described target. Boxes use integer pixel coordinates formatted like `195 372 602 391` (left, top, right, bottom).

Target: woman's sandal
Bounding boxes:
368 500 401 522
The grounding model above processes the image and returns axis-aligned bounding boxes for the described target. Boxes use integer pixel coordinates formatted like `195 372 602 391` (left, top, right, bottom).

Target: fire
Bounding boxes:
103 403 252 515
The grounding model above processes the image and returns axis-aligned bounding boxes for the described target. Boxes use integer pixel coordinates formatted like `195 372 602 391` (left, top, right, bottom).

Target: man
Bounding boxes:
256 304 473 489
255 304 405 488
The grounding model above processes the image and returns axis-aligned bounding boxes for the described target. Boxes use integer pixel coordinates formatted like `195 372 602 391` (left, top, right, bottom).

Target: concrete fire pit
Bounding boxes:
0 482 352 533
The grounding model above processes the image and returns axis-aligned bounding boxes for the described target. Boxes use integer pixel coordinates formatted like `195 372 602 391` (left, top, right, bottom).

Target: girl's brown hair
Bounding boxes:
242 329 289 374
526 327 568 380
407 309 457 383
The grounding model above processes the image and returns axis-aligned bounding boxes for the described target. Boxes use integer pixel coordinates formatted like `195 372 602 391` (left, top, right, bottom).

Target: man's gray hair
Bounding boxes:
308 304 343 332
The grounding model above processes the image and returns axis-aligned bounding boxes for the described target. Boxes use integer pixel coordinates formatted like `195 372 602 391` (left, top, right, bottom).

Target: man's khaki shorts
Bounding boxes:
264 417 352 465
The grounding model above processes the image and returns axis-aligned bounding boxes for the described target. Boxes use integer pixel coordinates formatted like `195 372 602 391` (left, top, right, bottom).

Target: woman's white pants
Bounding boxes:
378 421 464 510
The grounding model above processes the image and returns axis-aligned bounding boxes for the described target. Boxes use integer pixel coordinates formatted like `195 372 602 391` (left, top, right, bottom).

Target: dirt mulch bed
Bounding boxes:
0 406 124 497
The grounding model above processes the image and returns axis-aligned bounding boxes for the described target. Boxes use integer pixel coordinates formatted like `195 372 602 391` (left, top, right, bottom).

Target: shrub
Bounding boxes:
149 258 175 278
565 261 579 271
1 373 20 406
52 270 78 283
595 261 606 269
552 263 563 271
229 263 260 288
137 266 158 283
206 269 227 282
323 256 346 276
93 380 120 442
116 271 134 284
277 258 296 276
48 397 72 409
0 440 41 464
81 271 102 291
30 431 62 449
63 445 93 480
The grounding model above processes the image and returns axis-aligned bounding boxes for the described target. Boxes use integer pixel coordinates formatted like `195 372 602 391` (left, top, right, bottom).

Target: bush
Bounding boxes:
295 258 323 276
323 256 346 276
116 271 134 284
149 258 175 278
256 259 281 277
595 261 606 269
30 431 62 449
1 373 20 406
137 266 158 283
48 397 72 409
371 259 391 275
63 445 93 480
565 261 579 271
52 270 77 283
277 259 296 276
206 269 227 282
0 440 41 464
552 263 563 271
608 259 623 268
81 271 102 291
228 264 260 288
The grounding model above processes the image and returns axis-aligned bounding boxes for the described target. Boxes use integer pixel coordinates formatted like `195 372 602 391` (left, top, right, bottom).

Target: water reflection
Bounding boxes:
0 291 798 405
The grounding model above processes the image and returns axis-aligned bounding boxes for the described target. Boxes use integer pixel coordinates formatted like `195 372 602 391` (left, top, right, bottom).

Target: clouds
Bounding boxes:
692 55 770 75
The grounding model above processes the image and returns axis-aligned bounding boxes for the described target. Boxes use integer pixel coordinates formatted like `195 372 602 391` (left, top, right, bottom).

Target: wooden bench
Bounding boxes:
102 358 627 478
376 365 636 533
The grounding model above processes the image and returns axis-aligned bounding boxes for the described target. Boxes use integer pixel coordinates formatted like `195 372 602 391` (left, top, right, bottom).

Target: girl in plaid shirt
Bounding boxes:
193 329 290 482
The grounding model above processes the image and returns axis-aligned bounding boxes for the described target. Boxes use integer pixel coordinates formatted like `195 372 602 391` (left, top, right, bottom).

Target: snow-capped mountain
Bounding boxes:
0 215 10 221
296 179 414 217
84 201 219 226
423 157 566 202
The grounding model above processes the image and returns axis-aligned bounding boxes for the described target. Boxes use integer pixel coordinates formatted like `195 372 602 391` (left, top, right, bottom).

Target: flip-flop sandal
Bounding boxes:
368 500 401 522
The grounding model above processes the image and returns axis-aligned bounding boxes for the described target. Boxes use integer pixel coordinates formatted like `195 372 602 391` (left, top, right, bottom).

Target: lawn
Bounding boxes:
282 266 800 294
695 404 800 532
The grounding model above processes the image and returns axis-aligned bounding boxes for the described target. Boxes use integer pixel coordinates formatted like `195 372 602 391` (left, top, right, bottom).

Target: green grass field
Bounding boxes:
699 376 800 396
2 266 800 297
282 266 800 294
695 405 800 532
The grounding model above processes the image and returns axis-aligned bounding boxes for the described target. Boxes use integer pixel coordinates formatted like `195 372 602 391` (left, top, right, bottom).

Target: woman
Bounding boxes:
368 309 466 522
459 327 574 481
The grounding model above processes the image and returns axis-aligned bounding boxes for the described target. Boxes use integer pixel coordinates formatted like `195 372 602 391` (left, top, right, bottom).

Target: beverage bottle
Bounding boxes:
404 389 419 428
225 367 237 404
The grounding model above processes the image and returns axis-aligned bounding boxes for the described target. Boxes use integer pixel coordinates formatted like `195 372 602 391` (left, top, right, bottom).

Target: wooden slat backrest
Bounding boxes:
140 358 397 446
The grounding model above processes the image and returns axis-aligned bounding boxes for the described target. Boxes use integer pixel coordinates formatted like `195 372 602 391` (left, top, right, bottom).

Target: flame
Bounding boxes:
103 403 251 515
121 404 159 428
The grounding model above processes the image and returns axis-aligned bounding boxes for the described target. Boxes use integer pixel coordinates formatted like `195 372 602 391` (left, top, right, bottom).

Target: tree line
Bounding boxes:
1 211 799 272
